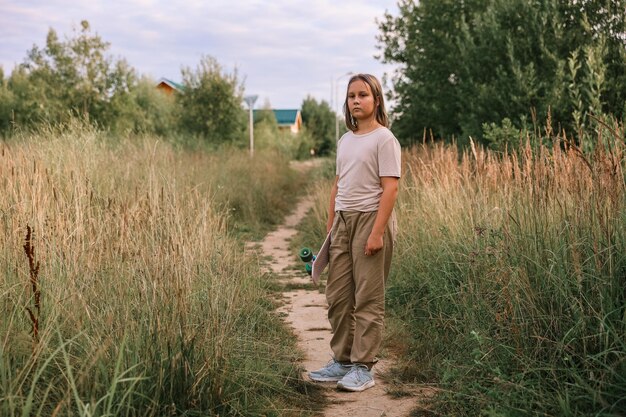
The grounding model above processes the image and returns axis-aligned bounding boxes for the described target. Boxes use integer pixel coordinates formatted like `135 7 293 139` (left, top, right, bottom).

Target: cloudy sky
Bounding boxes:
1 0 399 109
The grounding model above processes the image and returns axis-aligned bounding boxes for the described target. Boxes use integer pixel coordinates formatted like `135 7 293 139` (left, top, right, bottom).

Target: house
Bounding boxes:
254 109 302 134
273 109 302 134
156 78 184 95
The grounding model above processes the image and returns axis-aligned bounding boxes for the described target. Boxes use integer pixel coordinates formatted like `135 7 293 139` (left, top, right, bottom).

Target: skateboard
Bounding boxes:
298 247 316 276
298 232 331 285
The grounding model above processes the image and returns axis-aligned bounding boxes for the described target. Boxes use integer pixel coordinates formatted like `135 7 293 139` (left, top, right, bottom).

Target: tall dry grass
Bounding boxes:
391 122 626 415
295 120 625 415
0 124 314 416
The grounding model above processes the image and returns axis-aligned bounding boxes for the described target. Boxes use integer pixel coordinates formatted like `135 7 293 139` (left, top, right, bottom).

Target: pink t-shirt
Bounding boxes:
335 127 401 212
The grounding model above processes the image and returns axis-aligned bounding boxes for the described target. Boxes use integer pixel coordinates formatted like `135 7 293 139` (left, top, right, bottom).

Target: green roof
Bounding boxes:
253 109 300 125
156 78 184 91
273 109 300 125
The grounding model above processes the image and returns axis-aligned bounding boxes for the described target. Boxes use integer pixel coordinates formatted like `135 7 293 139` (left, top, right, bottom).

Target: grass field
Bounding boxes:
0 124 317 416
297 121 626 416
2 119 624 416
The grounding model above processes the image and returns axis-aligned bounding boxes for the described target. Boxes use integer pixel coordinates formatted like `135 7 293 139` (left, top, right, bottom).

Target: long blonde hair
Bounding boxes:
343 73 389 131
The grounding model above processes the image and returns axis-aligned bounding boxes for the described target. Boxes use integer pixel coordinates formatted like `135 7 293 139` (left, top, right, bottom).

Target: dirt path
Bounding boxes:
250 170 424 416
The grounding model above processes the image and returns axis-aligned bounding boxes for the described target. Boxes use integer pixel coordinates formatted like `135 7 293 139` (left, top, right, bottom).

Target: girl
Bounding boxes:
309 74 401 392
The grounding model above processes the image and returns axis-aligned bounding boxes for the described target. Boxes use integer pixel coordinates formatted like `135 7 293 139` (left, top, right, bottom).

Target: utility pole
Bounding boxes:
243 95 258 156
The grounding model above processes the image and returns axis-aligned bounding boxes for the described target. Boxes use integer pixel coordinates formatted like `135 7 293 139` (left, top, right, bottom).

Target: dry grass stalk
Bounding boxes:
0 127 310 415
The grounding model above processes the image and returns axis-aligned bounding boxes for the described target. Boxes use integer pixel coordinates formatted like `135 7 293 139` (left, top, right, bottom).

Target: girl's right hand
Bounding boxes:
327 176 339 234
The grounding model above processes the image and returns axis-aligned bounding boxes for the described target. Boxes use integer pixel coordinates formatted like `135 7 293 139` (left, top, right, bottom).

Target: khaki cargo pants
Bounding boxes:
326 210 396 368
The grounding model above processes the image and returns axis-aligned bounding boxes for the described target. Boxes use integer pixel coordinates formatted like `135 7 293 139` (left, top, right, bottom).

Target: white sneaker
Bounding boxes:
309 359 352 382
337 364 375 392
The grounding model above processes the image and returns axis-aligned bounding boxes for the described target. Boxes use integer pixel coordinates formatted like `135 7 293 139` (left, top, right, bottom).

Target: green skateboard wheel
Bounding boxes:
305 263 313 274
299 247 313 263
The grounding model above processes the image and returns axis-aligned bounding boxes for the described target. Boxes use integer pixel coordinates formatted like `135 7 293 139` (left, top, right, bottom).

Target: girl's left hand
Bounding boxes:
365 234 384 256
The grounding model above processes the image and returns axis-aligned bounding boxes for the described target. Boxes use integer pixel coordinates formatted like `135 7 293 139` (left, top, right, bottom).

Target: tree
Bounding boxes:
254 99 278 128
178 56 246 144
0 67 15 134
557 0 626 132
10 20 136 130
454 0 565 138
109 76 178 135
377 0 480 144
300 96 335 155
377 0 626 144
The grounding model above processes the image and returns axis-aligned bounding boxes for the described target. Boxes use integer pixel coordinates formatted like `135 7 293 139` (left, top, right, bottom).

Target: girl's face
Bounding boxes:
347 80 378 122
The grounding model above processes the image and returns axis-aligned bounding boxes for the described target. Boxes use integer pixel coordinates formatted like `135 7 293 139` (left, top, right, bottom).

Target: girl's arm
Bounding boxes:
365 176 399 256
326 176 339 233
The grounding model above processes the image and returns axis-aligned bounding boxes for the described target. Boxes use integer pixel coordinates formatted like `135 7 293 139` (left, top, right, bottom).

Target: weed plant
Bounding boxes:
0 124 316 416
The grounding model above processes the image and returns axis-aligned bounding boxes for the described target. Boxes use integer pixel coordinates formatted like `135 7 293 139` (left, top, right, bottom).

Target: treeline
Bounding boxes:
0 21 337 155
378 0 626 147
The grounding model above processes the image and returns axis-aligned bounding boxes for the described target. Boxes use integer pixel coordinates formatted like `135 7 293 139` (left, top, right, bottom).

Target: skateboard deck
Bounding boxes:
311 231 331 284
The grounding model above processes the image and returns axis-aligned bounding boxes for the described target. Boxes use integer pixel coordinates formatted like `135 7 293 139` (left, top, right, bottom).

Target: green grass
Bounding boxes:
294 124 626 416
393 132 626 416
0 124 319 416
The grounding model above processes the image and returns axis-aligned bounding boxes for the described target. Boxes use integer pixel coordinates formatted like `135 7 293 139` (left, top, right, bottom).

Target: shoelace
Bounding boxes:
347 364 369 381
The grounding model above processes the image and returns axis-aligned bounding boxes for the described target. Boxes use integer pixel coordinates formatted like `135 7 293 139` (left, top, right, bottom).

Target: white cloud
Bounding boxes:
0 0 398 107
